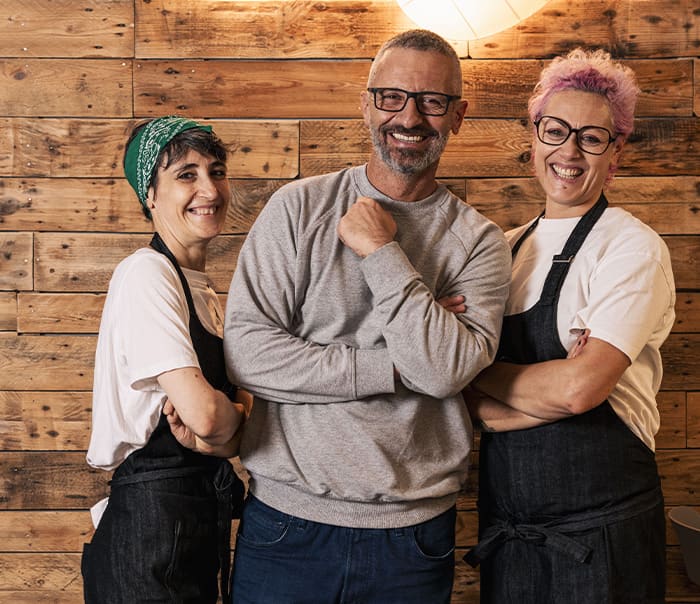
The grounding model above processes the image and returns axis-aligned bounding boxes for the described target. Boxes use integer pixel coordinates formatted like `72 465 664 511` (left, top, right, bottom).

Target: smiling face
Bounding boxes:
361 47 467 196
533 89 624 218
148 148 231 265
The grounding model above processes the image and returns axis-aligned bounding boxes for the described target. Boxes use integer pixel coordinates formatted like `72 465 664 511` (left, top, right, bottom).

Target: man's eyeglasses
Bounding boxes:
367 88 461 116
534 116 617 155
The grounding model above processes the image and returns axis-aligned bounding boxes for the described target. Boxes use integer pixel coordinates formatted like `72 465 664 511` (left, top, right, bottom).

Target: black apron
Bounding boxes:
465 195 666 603
82 233 244 604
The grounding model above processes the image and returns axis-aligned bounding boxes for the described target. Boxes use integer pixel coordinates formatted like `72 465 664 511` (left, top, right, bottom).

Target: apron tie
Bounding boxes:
464 519 591 567
464 486 663 568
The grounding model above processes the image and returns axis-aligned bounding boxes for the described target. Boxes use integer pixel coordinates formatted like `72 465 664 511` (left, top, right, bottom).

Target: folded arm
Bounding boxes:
158 367 246 457
472 336 630 420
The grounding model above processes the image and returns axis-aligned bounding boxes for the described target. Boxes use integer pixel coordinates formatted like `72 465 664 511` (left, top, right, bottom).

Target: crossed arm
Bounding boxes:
465 330 630 432
158 367 250 458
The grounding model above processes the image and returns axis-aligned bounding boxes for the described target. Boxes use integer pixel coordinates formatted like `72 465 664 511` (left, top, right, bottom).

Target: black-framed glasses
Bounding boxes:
534 115 617 155
367 87 461 116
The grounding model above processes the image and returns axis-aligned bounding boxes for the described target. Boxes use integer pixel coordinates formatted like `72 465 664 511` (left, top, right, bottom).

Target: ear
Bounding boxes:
360 90 371 127
147 186 156 209
450 100 468 135
609 138 626 172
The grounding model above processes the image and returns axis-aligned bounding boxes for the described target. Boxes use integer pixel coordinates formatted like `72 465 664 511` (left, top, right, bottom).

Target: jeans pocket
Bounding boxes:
237 497 291 547
411 507 456 561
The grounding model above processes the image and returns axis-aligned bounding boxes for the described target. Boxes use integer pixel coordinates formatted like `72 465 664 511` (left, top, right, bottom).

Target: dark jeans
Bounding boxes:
231 496 456 604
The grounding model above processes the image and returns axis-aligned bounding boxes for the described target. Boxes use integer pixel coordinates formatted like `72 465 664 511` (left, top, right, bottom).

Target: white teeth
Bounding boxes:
552 165 583 179
393 132 424 143
189 206 216 215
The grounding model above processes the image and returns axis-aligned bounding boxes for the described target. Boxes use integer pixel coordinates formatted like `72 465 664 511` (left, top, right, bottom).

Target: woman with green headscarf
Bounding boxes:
82 116 248 603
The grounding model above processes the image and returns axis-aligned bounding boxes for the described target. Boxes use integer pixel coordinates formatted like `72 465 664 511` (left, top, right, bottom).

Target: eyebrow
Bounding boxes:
172 159 226 172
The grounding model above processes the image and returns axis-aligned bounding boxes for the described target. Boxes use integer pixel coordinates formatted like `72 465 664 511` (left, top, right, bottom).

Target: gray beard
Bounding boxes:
371 129 450 175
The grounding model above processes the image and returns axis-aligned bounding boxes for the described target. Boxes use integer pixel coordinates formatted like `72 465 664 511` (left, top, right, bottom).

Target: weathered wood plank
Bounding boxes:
0 0 134 58
468 0 700 60
0 391 92 451
657 449 700 505
133 58 693 120
0 511 94 552
299 118 700 178
661 335 700 391
135 0 413 59
0 232 32 291
674 294 700 334
460 58 694 118
0 119 298 179
657 391 687 450
0 177 290 234
0 334 95 391
695 59 699 118
689 392 700 448
0 292 16 331
134 0 700 62
134 59 371 119
0 553 83 593
0 60 132 117
17 293 104 334
0 177 148 232
666 236 700 290
34 233 243 293
0 452 108 509
229 179 290 234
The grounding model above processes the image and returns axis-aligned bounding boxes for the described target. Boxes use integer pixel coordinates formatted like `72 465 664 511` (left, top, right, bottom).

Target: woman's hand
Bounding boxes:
438 294 466 314
163 398 197 449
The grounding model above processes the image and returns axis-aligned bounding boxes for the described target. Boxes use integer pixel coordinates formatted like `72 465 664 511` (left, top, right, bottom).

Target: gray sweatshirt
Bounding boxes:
224 165 511 528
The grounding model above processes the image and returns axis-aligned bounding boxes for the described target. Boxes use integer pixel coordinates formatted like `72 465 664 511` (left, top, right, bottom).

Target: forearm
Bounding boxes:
465 388 551 432
225 312 395 403
362 241 510 398
190 425 243 458
472 338 630 419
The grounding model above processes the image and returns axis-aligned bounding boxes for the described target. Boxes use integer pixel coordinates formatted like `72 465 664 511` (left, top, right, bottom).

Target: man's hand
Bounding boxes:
337 196 397 258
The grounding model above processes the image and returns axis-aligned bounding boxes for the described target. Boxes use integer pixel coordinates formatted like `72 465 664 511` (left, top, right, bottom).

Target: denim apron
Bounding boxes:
82 233 244 604
465 195 666 603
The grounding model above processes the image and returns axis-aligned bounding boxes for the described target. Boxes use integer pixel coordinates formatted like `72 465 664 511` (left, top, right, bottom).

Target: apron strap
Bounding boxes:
539 194 608 305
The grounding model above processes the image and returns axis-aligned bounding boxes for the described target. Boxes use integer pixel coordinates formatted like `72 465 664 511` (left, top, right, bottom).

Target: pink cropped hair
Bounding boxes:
528 48 640 140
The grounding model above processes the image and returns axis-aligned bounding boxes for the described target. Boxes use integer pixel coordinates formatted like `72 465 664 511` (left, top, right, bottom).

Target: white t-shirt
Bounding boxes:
505 207 676 450
86 248 224 525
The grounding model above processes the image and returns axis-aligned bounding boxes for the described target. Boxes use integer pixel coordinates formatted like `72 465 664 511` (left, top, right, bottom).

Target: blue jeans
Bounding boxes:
230 496 456 604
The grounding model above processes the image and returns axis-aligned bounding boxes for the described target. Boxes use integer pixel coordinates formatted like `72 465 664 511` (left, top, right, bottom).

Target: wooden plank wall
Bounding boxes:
0 0 698 601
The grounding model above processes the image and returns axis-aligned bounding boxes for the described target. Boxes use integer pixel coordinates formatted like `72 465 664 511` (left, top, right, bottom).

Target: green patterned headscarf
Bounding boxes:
124 116 212 218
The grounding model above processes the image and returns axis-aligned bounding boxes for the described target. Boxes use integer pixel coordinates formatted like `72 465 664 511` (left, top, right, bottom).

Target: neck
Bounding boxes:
156 231 207 271
365 158 439 202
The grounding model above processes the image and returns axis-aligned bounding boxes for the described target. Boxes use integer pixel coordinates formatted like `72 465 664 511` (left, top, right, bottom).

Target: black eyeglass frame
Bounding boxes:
534 115 618 156
367 87 461 116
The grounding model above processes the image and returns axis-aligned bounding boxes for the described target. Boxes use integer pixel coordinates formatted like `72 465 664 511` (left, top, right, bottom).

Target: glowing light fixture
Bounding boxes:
397 0 550 42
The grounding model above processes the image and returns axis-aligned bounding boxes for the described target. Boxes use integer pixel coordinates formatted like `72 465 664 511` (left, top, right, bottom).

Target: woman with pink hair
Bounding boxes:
464 49 676 602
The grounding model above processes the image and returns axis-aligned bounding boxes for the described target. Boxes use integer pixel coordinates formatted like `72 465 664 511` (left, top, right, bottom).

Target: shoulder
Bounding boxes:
109 248 181 299
442 193 509 251
113 247 175 279
253 167 359 232
593 207 671 262
270 168 356 208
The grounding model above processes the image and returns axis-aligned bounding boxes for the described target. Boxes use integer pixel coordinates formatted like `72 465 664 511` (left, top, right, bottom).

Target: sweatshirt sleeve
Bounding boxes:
361 223 511 399
224 192 396 404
